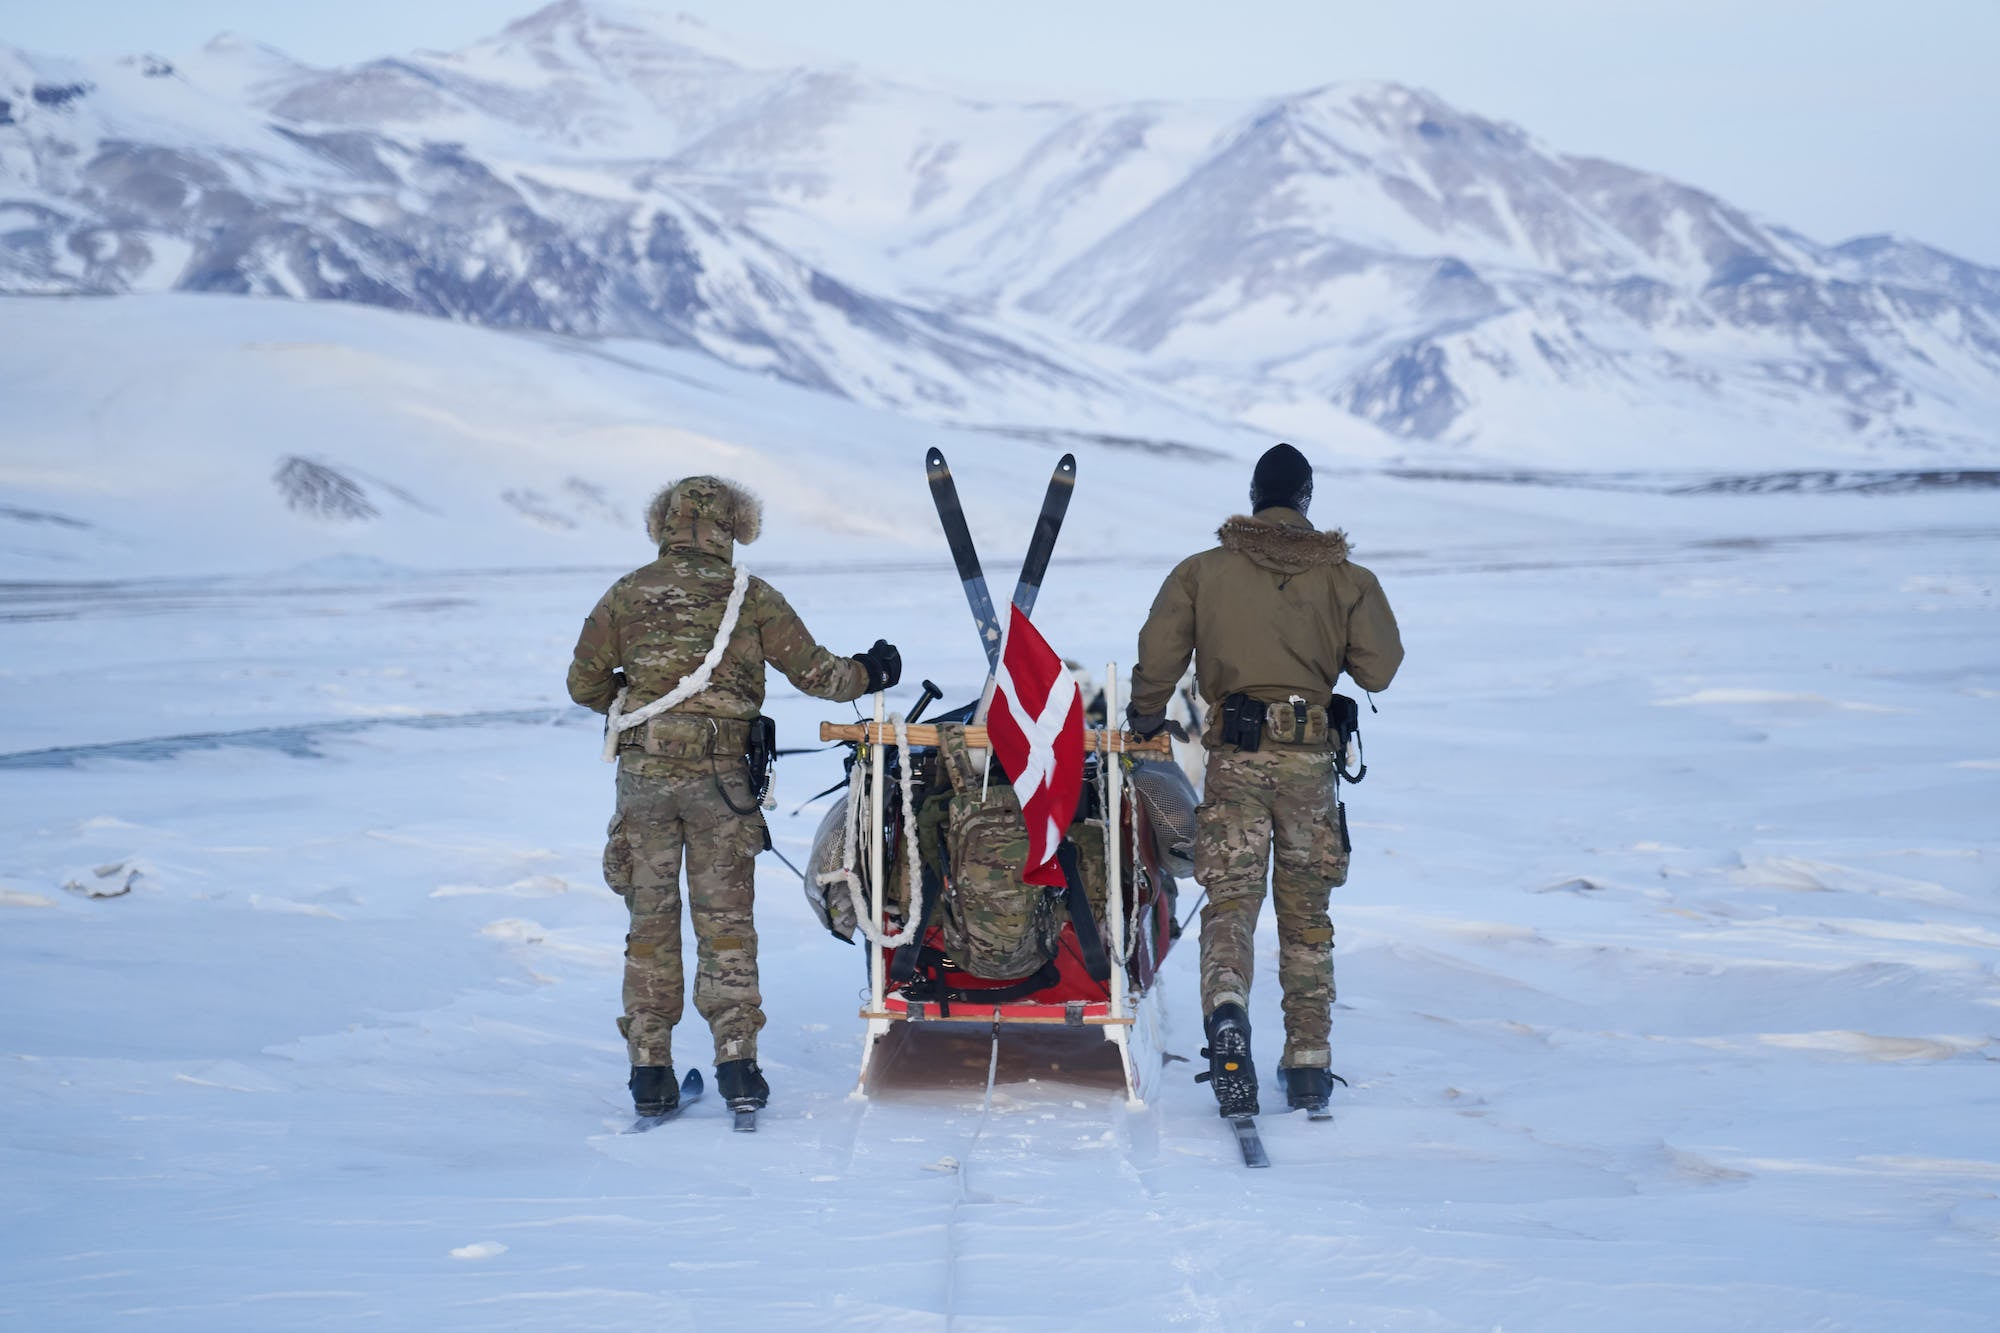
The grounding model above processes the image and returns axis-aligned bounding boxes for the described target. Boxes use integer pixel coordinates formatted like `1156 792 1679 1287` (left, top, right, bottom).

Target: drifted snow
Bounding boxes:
0 293 1996 1329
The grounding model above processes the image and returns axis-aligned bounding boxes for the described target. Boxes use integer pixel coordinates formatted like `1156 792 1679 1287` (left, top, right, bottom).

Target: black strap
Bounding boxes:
890 842 946 985
1056 840 1110 983
789 771 851 817
712 750 762 817
1337 735 1366 784
1331 692 1367 782
903 959 1062 1007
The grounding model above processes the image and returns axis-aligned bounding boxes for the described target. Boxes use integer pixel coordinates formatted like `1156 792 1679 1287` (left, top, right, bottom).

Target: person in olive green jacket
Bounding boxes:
1127 444 1403 1117
568 476 900 1118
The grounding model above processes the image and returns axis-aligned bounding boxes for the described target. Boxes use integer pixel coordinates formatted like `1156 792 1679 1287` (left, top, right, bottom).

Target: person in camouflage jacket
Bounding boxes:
568 476 901 1116
1127 444 1403 1117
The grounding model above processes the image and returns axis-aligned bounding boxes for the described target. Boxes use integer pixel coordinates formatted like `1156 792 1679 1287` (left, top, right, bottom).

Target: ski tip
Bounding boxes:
1057 453 1076 475
925 446 947 470
682 1069 704 1097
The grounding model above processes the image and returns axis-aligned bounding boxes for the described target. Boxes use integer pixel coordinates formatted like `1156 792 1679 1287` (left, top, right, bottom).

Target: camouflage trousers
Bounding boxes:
602 753 768 1068
1194 746 1350 1069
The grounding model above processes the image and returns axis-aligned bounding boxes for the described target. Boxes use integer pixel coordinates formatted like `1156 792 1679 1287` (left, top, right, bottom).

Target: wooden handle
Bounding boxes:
818 720 1174 757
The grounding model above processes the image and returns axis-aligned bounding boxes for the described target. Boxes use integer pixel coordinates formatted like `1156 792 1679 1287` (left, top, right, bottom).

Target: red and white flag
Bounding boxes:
986 603 1086 888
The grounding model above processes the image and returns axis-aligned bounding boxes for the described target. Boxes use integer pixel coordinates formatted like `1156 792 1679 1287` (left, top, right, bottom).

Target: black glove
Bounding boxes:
1126 703 1188 742
852 639 902 693
611 670 630 694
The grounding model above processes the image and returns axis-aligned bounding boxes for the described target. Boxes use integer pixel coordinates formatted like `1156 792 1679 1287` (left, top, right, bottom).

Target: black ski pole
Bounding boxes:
765 843 809 885
1175 888 1210 937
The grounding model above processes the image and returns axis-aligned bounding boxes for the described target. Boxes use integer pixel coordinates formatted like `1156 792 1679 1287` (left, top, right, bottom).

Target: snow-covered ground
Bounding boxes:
2 295 1997 1330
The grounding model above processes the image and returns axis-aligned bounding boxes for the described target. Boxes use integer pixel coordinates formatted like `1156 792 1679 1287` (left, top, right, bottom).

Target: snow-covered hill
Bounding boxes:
6 0 1999 463
3 283 1997 1331
0 293 1284 580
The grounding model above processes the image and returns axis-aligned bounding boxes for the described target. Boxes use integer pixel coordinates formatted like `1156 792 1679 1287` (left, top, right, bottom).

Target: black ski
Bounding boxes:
732 1108 758 1133
1009 452 1076 618
926 450 1080 672
1228 1115 1270 1168
624 1068 704 1133
926 447 1004 670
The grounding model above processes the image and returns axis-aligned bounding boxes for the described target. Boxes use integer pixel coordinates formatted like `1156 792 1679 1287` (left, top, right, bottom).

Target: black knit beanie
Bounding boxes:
1250 442 1313 514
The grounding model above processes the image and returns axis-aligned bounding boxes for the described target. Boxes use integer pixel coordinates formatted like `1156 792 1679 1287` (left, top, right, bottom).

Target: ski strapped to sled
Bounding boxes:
625 1068 705 1133
926 448 1078 669
926 448 1005 670
1010 452 1075 618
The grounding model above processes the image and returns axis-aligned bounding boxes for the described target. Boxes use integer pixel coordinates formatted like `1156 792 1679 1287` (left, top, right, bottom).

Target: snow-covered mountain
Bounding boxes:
5 0 1999 464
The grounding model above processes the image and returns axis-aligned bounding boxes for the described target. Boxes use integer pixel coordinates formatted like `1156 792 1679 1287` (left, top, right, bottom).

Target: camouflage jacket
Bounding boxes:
567 477 868 720
1130 506 1403 734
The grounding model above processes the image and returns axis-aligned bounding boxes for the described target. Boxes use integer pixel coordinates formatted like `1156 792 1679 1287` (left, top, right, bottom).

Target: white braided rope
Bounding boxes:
817 711 925 949
600 564 752 763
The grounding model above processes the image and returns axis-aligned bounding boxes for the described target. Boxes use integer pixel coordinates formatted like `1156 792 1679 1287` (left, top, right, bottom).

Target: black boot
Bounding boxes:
1281 1066 1346 1111
629 1064 679 1116
715 1059 769 1110
1194 1003 1258 1117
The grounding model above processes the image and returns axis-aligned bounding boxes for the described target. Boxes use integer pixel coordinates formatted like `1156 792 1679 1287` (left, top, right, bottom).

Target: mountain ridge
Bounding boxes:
4 0 1997 466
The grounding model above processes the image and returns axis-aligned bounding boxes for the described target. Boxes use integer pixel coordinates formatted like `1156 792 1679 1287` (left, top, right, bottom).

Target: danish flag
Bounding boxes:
986 604 1086 888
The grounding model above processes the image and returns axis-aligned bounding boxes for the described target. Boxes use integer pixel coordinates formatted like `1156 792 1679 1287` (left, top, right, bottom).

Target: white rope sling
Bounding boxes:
816 712 925 949
599 565 752 763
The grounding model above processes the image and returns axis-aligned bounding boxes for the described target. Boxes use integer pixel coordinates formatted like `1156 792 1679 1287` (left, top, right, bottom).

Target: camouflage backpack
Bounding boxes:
932 723 1065 980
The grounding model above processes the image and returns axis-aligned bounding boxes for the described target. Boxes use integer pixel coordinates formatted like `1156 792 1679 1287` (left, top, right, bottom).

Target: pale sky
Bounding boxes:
7 0 1996 265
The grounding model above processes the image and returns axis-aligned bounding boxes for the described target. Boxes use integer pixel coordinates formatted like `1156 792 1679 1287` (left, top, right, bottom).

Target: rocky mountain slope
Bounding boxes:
5 0 1998 464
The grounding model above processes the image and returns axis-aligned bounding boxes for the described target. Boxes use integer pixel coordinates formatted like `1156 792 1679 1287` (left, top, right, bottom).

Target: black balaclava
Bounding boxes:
1249 442 1313 515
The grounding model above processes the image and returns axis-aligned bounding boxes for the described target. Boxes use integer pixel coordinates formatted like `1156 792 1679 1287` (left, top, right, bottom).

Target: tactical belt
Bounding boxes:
1216 693 1339 751
619 711 754 759
1263 699 1335 747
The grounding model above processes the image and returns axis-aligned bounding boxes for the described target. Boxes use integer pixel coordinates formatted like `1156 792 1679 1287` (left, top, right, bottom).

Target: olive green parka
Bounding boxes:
1130 506 1403 741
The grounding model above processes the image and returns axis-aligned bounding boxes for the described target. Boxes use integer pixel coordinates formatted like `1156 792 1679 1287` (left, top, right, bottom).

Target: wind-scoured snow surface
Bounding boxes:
2 293 1998 1330
4 0 2000 464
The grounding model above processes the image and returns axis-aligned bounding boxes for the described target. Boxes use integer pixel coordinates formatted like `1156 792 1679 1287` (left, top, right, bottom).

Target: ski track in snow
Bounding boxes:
3 520 1995 1332
3 328 2000 1329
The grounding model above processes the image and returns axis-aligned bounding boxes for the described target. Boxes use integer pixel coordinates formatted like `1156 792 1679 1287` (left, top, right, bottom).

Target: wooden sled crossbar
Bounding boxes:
819 720 1173 757
862 1004 1135 1027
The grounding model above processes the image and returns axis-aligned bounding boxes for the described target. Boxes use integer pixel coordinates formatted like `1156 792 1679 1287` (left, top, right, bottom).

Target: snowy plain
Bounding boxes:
2 293 1998 1330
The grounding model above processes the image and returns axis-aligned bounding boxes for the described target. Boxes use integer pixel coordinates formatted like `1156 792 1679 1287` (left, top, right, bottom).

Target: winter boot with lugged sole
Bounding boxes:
1194 1003 1258 1117
1281 1066 1347 1117
629 1064 680 1117
715 1059 769 1111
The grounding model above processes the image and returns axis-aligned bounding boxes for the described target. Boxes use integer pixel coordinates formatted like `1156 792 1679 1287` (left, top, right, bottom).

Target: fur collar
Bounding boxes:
645 476 762 557
1217 508 1350 575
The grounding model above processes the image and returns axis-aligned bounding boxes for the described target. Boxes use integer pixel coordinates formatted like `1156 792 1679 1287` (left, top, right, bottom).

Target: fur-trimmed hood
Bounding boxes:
1217 507 1349 575
646 476 762 558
